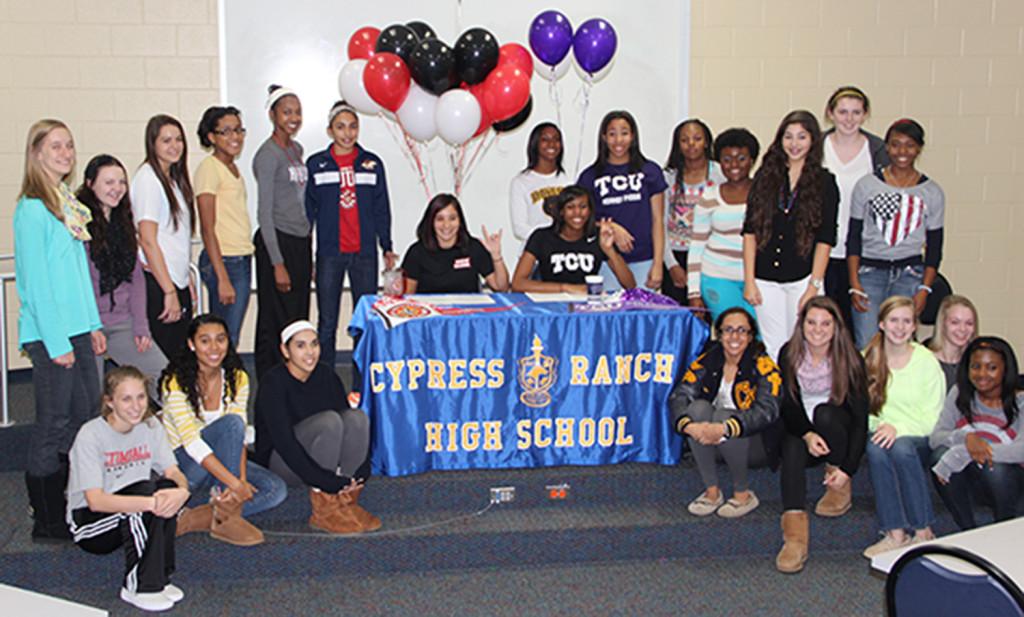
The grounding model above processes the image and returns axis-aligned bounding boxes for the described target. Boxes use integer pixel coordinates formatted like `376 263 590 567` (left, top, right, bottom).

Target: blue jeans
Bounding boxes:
851 263 924 349
866 435 935 532
316 252 378 368
931 446 1024 530
199 251 252 346
173 414 287 516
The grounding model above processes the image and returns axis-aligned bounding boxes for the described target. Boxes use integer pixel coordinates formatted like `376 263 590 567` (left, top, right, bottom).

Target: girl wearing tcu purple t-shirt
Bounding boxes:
577 111 668 292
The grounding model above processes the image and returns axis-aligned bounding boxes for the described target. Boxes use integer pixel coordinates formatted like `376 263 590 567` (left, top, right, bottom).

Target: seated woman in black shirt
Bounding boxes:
511 185 636 293
401 193 509 294
253 320 380 534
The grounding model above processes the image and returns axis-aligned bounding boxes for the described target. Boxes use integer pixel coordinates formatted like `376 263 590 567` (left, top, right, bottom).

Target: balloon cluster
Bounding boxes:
339 22 535 146
528 11 617 82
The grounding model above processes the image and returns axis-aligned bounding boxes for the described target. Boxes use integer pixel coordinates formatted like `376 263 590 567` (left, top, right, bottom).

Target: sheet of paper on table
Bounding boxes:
407 294 497 305
525 292 587 303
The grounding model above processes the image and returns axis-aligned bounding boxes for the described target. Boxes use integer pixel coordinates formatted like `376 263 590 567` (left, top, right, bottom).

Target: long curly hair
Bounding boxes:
77 155 137 305
159 314 246 419
863 296 916 415
745 110 825 257
782 296 866 406
955 336 1019 429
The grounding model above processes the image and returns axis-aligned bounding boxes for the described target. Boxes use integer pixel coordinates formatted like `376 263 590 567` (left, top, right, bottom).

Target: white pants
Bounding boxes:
753 276 819 360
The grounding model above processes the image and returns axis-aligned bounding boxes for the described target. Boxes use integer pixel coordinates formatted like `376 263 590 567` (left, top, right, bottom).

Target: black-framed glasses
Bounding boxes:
213 127 247 136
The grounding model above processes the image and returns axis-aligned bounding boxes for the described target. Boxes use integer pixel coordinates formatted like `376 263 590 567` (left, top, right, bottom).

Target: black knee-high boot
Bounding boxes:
25 471 71 542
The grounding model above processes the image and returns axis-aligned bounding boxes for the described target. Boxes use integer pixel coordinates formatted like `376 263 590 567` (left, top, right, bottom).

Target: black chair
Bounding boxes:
919 272 952 326
885 544 1024 617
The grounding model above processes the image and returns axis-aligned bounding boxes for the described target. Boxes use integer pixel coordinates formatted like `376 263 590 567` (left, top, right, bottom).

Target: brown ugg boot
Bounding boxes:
309 488 362 534
814 465 852 517
775 510 809 573
175 503 213 537
210 489 264 546
346 485 382 532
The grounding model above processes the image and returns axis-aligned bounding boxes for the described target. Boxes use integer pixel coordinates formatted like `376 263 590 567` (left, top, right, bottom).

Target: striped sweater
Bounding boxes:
160 370 249 464
686 184 747 295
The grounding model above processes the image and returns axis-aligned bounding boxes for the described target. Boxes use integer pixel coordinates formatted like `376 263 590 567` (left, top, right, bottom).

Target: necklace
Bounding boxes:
884 166 920 188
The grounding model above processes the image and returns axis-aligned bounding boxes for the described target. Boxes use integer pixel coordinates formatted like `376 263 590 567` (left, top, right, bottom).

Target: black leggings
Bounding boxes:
780 404 852 510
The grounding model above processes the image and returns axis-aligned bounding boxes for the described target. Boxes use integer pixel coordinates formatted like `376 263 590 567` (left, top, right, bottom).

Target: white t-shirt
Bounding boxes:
131 163 193 288
508 169 568 242
716 378 737 411
823 136 872 260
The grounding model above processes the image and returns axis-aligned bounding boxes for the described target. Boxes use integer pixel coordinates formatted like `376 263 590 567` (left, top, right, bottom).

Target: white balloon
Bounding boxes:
435 90 482 146
397 84 438 142
338 59 382 115
534 56 571 81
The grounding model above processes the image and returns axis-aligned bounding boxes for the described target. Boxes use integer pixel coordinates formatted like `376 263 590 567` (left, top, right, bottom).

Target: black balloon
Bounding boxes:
406 21 437 42
493 96 533 133
454 27 499 86
375 24 418 62
409 39 457 96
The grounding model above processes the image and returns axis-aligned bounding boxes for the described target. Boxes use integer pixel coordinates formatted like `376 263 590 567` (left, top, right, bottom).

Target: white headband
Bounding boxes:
266 87 298 110
281 319 316 345
328 102 358 124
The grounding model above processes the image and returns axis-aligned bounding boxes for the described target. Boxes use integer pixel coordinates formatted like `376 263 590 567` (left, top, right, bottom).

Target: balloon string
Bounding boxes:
461 130 497 190
382 118 419 178
402 130 432 200
549 67 563 130
574 74 593 178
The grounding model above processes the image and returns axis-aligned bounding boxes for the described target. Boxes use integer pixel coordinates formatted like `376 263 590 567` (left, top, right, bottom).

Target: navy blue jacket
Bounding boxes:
305 144 393 258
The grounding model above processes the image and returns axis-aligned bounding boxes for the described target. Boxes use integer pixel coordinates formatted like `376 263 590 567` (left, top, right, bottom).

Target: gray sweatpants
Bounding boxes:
269 409 370 486
685 399 768 494
95 319 168 402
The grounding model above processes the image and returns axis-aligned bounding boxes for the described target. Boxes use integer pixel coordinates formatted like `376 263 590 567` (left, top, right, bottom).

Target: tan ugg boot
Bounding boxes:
815 465 852 517
775 511 809 573
346 485 382 532
309 488 362 534
175 503 213 537
210 489 264 546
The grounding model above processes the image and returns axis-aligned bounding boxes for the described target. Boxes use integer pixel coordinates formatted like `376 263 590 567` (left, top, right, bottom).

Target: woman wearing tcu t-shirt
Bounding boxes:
401 194 509 294
577 110 668 292
511 185 635 293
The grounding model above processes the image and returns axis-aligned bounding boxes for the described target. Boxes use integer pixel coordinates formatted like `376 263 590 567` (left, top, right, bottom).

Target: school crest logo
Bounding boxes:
518 334 557 408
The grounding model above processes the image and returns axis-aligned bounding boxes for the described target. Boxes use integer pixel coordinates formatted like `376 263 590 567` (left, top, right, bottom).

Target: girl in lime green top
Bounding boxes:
14 119 106 541
861 296 945 559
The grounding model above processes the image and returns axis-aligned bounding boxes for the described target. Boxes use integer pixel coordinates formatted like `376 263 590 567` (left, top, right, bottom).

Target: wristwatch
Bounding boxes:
810 277 823 290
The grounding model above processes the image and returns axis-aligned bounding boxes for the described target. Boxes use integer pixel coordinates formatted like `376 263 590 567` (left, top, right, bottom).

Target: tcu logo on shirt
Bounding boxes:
551 253 595 274
593 172 644 197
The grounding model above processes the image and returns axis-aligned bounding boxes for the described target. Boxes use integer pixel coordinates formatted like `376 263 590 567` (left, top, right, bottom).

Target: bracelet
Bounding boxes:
848 288 868 298
164 291 176 296
917 284 933 294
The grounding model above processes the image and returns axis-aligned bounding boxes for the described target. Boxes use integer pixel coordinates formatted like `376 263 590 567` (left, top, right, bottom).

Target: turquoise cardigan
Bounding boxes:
14 196 102 357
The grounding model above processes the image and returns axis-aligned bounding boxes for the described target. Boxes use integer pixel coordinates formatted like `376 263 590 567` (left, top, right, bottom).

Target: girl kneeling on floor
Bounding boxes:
253 320 380 533
775 297 868 573
160 314 286 546
669 307 783 519
67 367 189 612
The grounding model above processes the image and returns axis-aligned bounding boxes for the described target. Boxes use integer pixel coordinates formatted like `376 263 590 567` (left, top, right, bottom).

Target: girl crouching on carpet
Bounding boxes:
669 307 783 519
67 367 189 612
254 320 381 533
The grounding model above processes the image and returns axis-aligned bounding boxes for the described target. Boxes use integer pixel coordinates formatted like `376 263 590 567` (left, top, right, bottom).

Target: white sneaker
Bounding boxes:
120 587 174 612
163 583 184 603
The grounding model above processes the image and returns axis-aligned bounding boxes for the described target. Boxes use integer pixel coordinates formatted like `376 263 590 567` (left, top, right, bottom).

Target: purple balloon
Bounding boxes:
573 18 617 74
529 10 573 66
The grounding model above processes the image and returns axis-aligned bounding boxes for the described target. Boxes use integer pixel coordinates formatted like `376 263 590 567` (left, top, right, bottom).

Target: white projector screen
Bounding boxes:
221 0 690 265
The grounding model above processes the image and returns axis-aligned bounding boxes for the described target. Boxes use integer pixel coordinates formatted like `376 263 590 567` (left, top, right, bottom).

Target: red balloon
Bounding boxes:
363 52 411 112
498 43 533 76
481 66 530 122
465 82 492 136
348 26 380 60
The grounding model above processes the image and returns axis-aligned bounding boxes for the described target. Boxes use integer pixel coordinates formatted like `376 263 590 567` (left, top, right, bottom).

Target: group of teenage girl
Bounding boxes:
12 81 1020 609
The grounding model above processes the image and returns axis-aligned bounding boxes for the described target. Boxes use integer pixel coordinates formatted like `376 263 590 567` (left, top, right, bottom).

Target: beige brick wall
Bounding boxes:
0 0 1022 370
691 0 1024 351
0 0 219 368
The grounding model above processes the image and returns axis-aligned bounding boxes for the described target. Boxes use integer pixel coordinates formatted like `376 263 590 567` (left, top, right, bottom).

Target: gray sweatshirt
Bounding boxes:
252 138 311 264
930 386 1024 480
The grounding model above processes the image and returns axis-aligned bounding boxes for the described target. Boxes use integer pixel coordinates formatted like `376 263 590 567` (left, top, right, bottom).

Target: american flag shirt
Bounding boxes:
848 171 945 261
